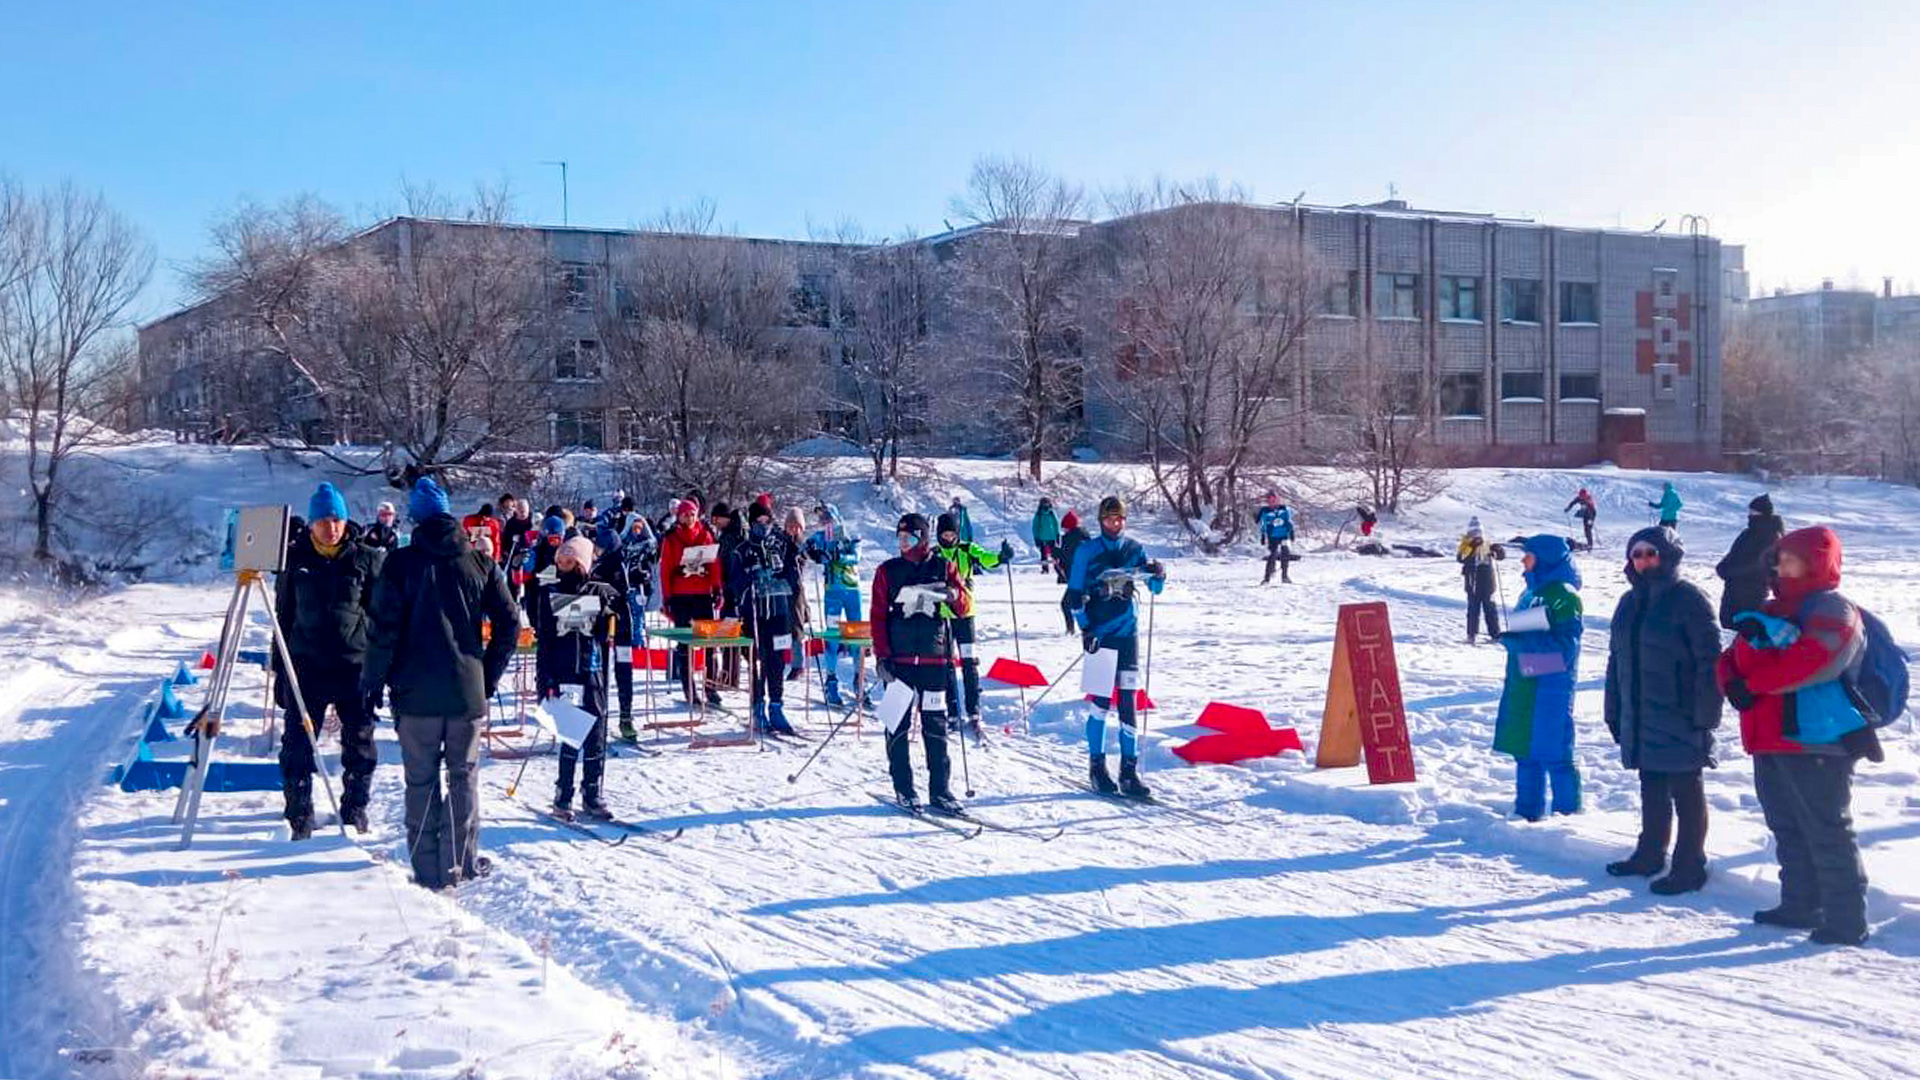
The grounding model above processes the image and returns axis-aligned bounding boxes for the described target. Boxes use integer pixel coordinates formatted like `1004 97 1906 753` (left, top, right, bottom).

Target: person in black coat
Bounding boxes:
362 478 520 890
734 502 802 735
361 501 401 552
1603 525 1724 894
1715 494 1785 631
534 536 624 819
588 525 639 739
275 484 385 838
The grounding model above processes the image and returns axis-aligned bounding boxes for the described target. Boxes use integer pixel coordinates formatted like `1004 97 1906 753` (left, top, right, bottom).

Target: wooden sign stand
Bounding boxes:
1317 601 1417 784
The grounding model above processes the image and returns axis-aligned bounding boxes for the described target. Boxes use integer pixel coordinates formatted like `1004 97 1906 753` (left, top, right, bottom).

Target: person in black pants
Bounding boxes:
869 513 965 813
735 502 801 735
1456 517 1503 644
1055 511 1090 633
1603 526 1724 893
275 483 386 838
533 536 624 820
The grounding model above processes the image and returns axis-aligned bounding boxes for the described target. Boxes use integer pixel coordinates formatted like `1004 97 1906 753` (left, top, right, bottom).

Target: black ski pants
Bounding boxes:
884 660 954 803
1631 769 1708 873
279 660 377 823
1755 753 1868 936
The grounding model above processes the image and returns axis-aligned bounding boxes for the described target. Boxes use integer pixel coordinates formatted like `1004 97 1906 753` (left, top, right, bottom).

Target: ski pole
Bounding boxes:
1004 561 1029 732
942 613 976 798
785 697 863 785
1022 650 1086 727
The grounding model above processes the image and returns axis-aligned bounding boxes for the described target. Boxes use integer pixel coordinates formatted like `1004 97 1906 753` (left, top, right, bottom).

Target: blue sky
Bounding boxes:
4 0 1915 318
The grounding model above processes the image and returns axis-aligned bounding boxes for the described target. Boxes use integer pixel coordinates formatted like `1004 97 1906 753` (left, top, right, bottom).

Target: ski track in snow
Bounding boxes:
4 460 1920 1078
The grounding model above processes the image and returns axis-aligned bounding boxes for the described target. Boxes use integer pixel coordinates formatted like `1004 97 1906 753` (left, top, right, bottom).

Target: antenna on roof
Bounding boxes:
539 160 569 226
943 218 954 233
1650 218 1667 233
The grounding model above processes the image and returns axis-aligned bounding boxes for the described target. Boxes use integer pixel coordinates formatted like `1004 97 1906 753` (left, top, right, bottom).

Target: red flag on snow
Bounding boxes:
985 657 1048 689
198 650 217 670
1173 702 1304 766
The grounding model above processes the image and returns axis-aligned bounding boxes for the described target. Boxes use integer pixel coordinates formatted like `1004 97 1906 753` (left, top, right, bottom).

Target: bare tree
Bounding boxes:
1321 340 1448 514
0 182 153 560
1860 339 1920 484
597 206 815 499
1721 319 1876 475
1090 184 1325 546
947 156 1087 480
835 231 942 485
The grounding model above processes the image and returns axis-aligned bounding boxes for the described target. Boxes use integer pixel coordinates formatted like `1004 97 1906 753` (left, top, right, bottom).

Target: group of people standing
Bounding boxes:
1485 487 1886 946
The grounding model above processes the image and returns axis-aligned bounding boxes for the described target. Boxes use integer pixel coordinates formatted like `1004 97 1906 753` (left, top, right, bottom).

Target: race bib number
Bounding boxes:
614 646 633 663
773 634 793 651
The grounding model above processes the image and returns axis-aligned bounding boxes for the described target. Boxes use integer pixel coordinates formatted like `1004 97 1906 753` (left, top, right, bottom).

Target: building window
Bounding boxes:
1390 372 1426 417
1441 276 1482 321
559 263 599 312
1560 281 1598 324
555 339 601 381
553 409 604 450
1309 368 1350 414
1323 271 1360 317
1439 373 1482 418
1559 373 1601 401
789 274 831 328
616 409 648 451
1373 272 1421 320
1500 278 1542 323
1501 372 1545 401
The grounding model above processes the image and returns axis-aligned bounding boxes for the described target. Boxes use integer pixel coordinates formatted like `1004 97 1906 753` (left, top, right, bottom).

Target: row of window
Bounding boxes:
1325 272 1599 324
1425 372 1603 418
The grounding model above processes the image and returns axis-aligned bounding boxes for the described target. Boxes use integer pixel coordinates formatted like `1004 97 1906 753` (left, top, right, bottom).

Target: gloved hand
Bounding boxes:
1734 617 1768 644
998 540 1016 564
1082 630 1102 654
1725 677 1757 711
1145 559 1165 577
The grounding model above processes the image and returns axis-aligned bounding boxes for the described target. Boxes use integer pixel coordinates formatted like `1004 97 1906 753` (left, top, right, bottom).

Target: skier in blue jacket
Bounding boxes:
1066 495 1166 798
804 504 864 707
1256 491 1296 585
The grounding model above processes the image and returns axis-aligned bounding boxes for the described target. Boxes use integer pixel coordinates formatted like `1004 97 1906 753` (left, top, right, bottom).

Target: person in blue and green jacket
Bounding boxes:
1256 491 1296 585
1495 534 1585 821
933 513 1016 729
804 503 863 708
1649 481 1683 529
1032 497 1061 575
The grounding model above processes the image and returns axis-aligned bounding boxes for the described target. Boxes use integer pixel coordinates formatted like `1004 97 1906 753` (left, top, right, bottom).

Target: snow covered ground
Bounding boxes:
3 450 1920 1079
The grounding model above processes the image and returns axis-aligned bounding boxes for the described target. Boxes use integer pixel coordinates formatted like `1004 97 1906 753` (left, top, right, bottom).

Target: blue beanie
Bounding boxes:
307 482 348 522
409 476 451 522
543 514 567 536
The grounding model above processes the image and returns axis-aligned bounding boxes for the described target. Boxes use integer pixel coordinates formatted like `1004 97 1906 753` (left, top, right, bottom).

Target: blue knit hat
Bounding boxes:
307 482 348 522
408 476 451 522
543 514 567 536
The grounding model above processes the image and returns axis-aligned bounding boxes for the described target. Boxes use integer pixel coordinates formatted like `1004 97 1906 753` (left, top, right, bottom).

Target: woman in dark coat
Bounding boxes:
1603 525 1724 893
1714 493 1785 630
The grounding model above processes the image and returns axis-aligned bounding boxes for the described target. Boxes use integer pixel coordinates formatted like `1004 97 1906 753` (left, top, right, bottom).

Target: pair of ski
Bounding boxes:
530 801 685 845
1077 784 1229 827
869 793 1065 842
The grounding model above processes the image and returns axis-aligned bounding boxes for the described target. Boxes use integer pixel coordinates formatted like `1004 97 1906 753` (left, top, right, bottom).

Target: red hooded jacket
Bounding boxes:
1715 526 1864 754
660 519 724 599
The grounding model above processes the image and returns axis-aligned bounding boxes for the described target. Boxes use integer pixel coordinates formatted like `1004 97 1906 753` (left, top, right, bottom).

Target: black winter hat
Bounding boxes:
711 501 734 520
936 512 959 537
747 501 773 523
1098 495 1126 520
1749 493 1775 516
897 512 929 537
621 495 636 513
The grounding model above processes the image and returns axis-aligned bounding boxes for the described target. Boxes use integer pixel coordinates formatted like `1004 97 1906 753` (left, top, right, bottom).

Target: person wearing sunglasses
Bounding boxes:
1494 534 1585 821
1602 526 1723 893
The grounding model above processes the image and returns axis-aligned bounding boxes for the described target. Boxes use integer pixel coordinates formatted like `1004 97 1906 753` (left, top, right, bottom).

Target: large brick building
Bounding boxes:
139 201 1735 468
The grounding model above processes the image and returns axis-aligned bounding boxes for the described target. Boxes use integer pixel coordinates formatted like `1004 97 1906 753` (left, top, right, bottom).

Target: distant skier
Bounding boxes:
362 502 401 552
947 493 975 544
1055 510 1090 632
1456 517 1504 644
1495 535 1585 821
1564 487 1598 549
1714 494 1785 631
1032 497 1061 575
869 513 966 813
1355 505 1378 538
931 513 1016 730
1256 491 1296 585
1066 496 1166 799
1649 482 1682 529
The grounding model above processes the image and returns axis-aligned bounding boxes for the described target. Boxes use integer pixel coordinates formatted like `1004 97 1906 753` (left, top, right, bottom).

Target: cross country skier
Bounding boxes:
932 512 1017 731
736 502 802 735
1065 495 1166 798
589 522 640 741
1650 481 1682 529
533 536 624 821
947 493 975 543
1032 497 1061 575
1055 510 1090 632
1257 491 1296 585
804 504 864 707
276 483 385 838
1457 516 1504 644
1564 487 1598 549
869 512 966 813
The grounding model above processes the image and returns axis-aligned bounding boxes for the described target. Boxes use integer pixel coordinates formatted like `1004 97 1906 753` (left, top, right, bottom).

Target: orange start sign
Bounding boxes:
1316 601 1416 784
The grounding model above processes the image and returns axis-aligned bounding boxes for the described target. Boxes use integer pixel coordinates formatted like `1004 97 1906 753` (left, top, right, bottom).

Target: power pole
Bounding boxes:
540 160 570 225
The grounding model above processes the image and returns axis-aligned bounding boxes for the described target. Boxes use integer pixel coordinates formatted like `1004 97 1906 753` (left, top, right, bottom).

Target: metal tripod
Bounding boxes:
172 569 342 847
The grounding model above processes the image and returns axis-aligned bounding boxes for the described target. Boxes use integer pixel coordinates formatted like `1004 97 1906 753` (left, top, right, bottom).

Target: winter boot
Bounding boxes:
767 701 796 736
1809 925 1870 947
1606 853 1664 877
704 685 723 708
1118 757 1152 799
823 674 845 709
551 791 575 822
1650 865 1708 895
579 794 613 822
618 716 638 742
289 816 315 842
1089 754 1118 795
1754 905 1822 929
894 789 921 813
929 791 966 816
341 804 371 835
